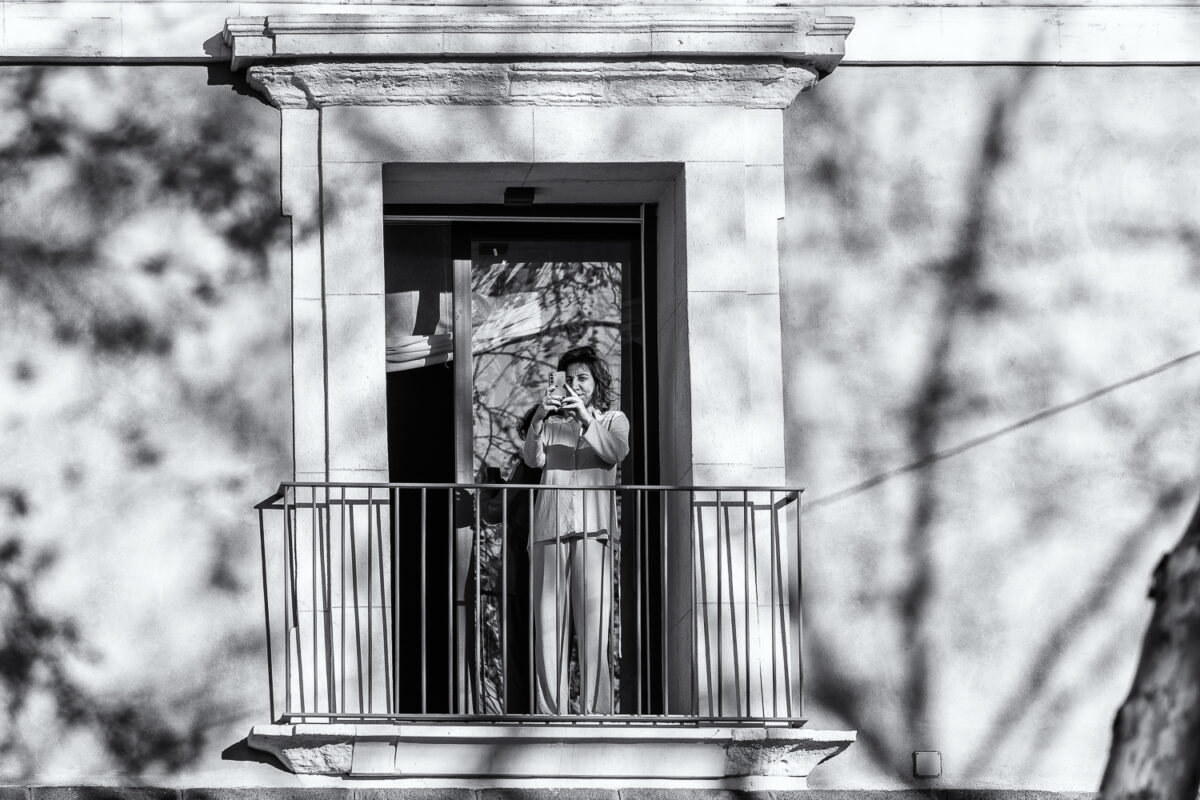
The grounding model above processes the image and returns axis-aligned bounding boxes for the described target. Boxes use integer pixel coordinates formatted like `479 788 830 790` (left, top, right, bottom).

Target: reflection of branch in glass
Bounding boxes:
471 259 623 475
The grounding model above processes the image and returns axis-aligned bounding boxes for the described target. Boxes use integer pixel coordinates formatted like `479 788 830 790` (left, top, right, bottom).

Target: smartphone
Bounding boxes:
549 370 567 397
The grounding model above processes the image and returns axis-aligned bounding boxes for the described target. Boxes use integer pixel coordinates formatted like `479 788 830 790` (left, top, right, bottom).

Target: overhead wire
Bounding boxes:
806 347 1200 510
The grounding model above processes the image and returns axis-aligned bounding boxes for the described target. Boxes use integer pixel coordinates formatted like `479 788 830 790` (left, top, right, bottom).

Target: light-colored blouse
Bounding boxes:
522 407 631 544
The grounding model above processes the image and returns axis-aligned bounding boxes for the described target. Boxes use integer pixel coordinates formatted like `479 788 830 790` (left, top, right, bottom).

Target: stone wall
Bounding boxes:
783 65 1200 789
4 58 1200 792
0 65 291 783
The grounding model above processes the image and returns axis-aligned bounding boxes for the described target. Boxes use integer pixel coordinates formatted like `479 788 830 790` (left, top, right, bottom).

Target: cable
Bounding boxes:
806 347 1200 510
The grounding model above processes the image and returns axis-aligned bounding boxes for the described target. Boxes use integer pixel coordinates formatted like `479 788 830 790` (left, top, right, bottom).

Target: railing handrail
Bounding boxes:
264 480 804 497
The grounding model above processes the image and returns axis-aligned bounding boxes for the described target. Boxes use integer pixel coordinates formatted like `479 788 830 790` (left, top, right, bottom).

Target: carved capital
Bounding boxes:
246 59 819 109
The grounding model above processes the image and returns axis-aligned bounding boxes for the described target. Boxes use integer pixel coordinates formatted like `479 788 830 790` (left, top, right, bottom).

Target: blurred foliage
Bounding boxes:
0 65 288 779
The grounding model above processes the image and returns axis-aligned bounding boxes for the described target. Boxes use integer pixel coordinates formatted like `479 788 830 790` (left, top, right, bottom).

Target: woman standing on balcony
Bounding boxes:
523 344 630 715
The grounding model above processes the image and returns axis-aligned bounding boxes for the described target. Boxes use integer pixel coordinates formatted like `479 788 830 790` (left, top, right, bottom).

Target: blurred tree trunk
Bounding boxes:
1099 493 1200 800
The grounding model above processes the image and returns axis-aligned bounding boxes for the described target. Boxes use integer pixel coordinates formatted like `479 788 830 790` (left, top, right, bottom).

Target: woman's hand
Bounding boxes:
559 386 591 428
533 391 562 424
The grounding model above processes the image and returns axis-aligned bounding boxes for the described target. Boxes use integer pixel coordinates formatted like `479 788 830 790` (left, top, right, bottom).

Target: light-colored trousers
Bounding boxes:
531 537 613 714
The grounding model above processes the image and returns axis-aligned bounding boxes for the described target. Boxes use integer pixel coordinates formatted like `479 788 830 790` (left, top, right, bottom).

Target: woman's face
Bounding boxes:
564 362 595 407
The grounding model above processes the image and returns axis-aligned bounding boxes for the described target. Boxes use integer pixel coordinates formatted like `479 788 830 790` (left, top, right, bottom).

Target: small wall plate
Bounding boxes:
913 750 942 778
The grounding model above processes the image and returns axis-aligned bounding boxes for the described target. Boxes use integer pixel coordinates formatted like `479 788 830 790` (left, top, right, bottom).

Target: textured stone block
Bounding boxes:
482 790 618 800
3 3 120 58
742 109 785 167
681 162 747 293
743 165 785 296
348 740 396 776
292 296 327 478
686 291 753 471
183 790 350 800
324 294 388 474
353 789 471 800
322 106 535 164
532 107 743 164
321 162 385 297
746 291 786 472
31 789 176 800
619 790 741 800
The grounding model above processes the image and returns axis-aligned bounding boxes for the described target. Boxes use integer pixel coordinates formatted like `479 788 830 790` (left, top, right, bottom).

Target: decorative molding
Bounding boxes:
5 3 1200 64
223 8 853 71
246 59 820 109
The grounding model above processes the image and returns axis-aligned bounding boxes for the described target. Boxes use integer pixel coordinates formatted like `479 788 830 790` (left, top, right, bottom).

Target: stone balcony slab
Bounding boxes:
246 723 856 788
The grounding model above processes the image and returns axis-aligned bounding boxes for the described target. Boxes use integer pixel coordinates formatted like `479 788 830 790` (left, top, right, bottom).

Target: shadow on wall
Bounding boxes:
785 62 1200 788
0 64 288 779
792 66 1039 779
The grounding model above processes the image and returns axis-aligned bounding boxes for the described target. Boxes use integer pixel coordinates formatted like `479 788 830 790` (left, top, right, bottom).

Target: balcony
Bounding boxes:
248 481 854 787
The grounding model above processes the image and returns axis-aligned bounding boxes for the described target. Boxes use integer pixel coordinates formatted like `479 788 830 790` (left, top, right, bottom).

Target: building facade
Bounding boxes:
1 0 1199 793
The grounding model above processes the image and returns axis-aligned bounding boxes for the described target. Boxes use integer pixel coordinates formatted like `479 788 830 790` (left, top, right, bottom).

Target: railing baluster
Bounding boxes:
420 487 427 714
776 494 793 719
696 491 710 714
258 505 276 721
528 485 535 715
714 491 724 717
312 484 321 714
291 493 307 716
634 489 642 715
340 486 347 716
392 488 401 715
446 489 454 713
582 488 589 714
283 491 293 717
770 491 778 718
749 492 765 717
724 497 741 718
796 491 804 717
366 486 375 713
501 487 508 715
611 487 618 715
323 488 336 714
554 488 563 715
348 493 364 714
660 490 668 716
743 490 751 718
474 489 482 714
376 493 391 714
692 489 704 717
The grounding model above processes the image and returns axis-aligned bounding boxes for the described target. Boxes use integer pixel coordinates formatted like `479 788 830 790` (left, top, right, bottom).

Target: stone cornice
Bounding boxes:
246 59 820 109
224 8 853 72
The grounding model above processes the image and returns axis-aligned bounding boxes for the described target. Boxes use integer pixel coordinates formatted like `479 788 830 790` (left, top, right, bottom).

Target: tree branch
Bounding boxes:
1099 491 1200 800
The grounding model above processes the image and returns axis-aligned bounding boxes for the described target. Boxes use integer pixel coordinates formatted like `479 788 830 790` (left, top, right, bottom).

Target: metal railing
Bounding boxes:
255 482 804 725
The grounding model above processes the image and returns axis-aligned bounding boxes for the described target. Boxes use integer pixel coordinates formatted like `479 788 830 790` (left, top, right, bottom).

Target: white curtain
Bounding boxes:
385 290 454 372
385 285 545 371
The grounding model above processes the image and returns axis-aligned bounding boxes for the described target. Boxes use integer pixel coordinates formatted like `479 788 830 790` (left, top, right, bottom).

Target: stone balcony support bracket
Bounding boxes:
223 8 854 108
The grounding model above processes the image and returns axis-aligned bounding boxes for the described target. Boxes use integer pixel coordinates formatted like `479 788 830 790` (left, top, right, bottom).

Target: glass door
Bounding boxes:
384 210 655 715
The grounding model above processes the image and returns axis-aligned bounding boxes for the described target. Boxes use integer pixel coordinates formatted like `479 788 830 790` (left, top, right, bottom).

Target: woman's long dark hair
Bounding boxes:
556 345 615 412
516 404 540 438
